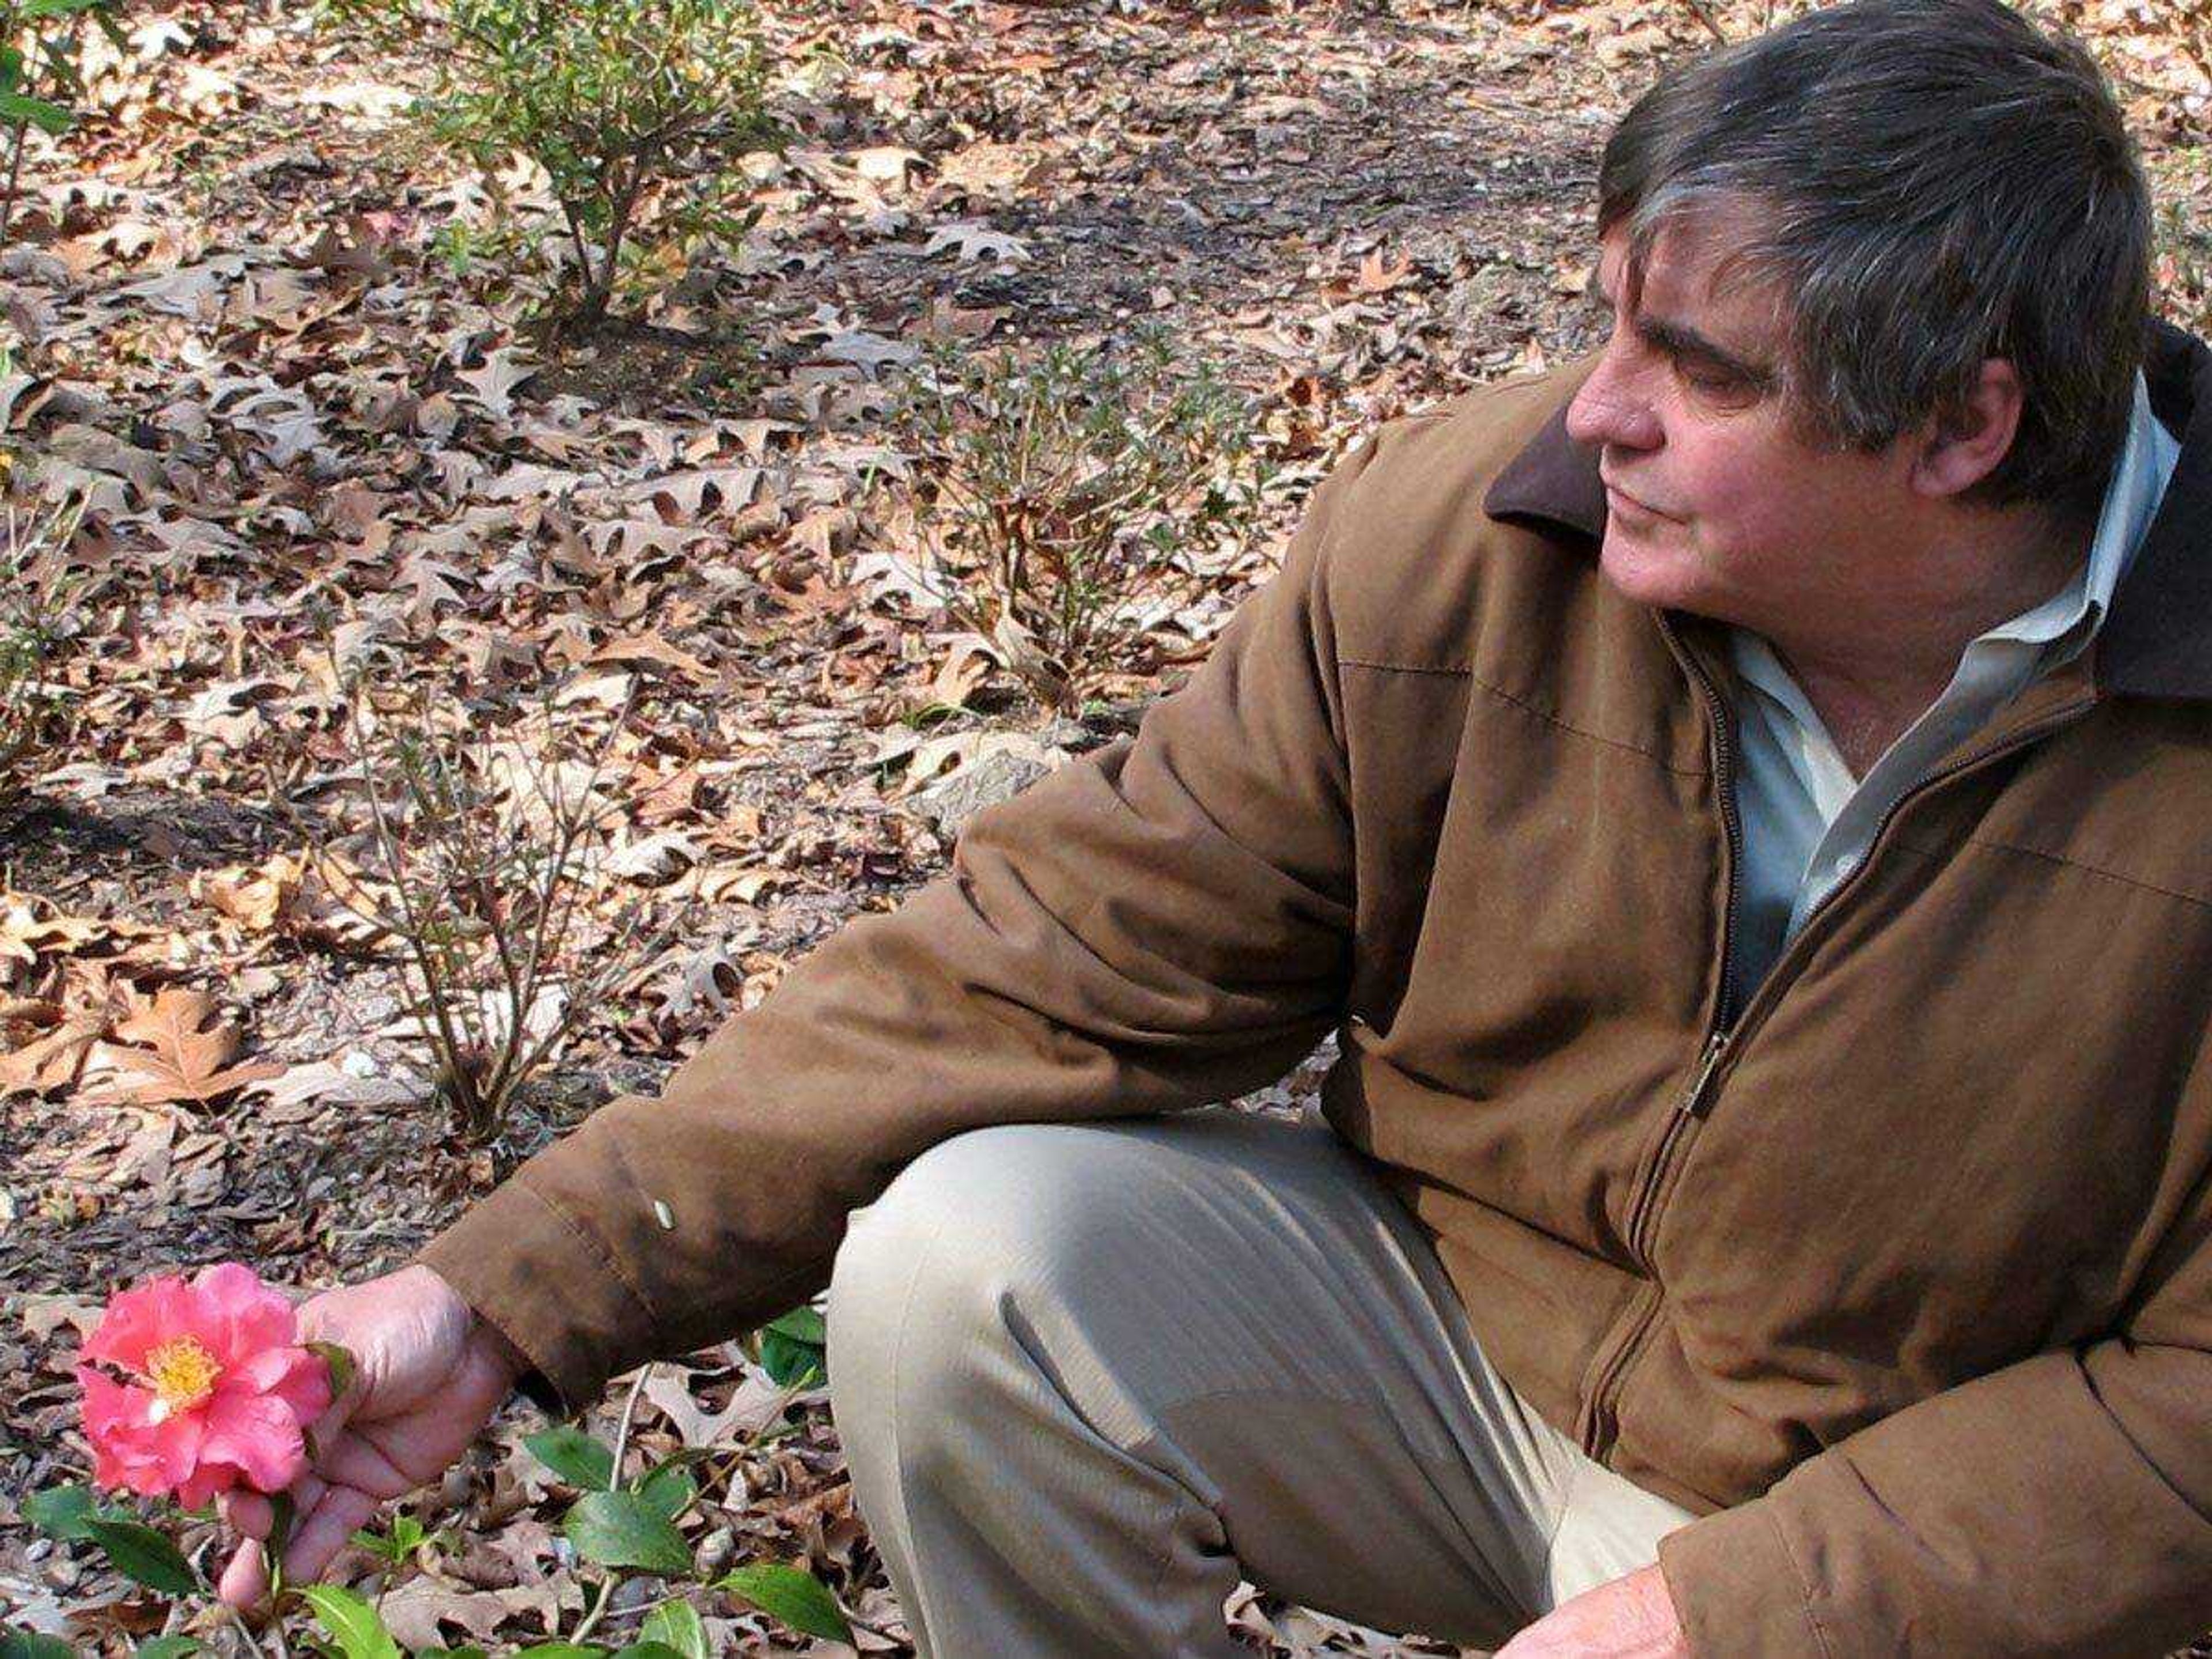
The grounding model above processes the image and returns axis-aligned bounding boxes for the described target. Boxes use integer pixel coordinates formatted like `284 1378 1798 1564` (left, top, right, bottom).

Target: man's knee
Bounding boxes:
825 1123 1126 1460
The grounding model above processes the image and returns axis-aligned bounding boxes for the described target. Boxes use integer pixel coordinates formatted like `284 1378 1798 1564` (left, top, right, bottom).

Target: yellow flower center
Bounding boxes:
142 1336 221 1421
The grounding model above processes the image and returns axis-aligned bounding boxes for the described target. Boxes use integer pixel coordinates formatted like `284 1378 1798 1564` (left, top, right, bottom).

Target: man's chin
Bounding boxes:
1596 527 1705 613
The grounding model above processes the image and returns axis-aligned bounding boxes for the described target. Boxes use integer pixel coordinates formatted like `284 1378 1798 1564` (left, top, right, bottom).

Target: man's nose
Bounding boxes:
1565 355 1662 453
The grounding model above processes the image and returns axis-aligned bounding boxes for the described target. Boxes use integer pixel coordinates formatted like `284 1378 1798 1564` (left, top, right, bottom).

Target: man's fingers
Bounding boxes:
279 1483 380 1584
313 1425 418 1500
218 1489 273 1540
215 1533 268 1609
302 1384 363 1467
219 1468 374 1599
219 1468 329 1589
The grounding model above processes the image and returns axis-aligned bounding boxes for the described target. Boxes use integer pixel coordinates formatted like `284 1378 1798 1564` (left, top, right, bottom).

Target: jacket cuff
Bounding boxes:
1657 1499 1832 1658
410 1170 659 1418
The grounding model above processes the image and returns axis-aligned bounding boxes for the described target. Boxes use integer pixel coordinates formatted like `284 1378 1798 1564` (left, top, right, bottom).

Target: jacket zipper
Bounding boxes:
1577 620 2099 1462
1630 616 1742 1244
1578 615 1741 1455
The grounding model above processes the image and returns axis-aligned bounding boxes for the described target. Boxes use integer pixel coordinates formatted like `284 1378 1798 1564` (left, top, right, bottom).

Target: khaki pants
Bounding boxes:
825 1107 1697 1657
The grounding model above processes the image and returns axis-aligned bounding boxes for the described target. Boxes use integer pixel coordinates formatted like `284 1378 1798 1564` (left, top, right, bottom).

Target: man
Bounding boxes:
212 0 2212 1650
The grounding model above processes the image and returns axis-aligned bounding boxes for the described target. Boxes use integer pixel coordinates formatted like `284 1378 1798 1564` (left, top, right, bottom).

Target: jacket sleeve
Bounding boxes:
1657 1222 2212 1657
409 430 1389 1414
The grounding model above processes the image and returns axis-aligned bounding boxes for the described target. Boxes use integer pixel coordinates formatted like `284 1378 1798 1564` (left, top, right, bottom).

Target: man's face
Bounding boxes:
1564 209 1925 636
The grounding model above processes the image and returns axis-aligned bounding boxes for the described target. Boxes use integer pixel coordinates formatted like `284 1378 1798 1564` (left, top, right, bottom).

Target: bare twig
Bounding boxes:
264 653 677 1144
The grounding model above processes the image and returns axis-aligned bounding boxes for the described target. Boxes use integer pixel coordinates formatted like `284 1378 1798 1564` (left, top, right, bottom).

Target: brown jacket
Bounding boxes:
418 319 2212 1656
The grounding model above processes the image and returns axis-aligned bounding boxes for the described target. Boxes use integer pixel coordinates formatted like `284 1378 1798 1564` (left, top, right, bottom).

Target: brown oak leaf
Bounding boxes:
78 987 282 1109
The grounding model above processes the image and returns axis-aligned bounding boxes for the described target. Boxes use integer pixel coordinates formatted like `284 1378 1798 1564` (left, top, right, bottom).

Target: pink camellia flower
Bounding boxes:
74 1263 334 1509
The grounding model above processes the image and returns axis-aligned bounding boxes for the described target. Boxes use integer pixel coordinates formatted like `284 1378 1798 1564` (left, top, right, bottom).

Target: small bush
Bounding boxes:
270 669 676 1146
0 488 84 813
324 0 781 334
888 327 1275 717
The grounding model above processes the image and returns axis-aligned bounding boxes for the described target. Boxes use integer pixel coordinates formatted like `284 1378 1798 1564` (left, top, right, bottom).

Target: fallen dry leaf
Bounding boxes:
238 1053 419 1119
188 851 308 933
0 1013 107 1097
78 987 282 1109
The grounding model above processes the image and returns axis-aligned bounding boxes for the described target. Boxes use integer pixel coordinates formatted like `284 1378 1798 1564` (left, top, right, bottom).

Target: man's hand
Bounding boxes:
214 1264 527 1609
1495 1563 1692 1658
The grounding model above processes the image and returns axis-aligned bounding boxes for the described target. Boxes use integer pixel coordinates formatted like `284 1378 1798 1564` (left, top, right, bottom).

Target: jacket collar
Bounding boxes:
1482 320 2212 703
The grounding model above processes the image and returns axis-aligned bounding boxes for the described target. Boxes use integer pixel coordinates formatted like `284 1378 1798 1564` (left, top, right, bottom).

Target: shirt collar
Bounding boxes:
1980 367 2180 653
1731 367 2182 713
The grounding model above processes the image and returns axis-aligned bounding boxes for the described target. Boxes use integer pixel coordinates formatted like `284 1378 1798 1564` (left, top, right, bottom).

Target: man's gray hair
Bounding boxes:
1598 0 2152 518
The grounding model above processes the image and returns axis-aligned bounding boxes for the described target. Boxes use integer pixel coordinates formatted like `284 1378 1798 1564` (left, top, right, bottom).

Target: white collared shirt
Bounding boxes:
1723 370 2183 1006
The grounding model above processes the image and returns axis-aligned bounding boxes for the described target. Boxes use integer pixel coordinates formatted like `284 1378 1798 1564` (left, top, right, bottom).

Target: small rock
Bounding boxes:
901 748 1051 840
695 1526 736 1577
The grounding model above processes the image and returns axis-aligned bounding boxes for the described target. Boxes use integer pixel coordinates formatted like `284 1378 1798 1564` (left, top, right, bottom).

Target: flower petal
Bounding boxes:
190 1262 295 1366
233 1345 334 1427
175 1459 241 1510
93 1440 174 1499
145 1406 210 1490
78 1366 172 1497
199 1385 307 1494
78 1363 152 1437
79 1276 196 1374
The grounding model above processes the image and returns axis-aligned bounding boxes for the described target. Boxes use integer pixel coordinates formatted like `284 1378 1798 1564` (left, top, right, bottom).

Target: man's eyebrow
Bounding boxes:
1639 315 1777 387
1582 264 1778 389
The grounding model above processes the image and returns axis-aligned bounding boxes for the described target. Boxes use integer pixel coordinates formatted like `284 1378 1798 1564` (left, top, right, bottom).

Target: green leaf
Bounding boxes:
22 1484 113 1541
609 1646 685 1659
636 1599 706 1659
560 1491 692 1575
757 1327 825 1388
133 1638 202 1658
0 1627 78 1659
81 1518 196 1597
763 1305 825 1346
712 1563 852 1642
297 1585 402 1659
267 1489 297 1564
510 1646 607 1658
308 1339 358 1409
525 1424 616 1489
629 1463 695 1522
0 91 71 136
350 1512 427 1565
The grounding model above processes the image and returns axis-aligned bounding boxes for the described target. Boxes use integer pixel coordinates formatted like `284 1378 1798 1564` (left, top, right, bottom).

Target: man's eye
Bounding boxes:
1679 361 1749 396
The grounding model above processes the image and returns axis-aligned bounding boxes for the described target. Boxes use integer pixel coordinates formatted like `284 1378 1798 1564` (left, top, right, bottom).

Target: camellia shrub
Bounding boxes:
888 325 1276 717
267 669 685 1149
0 476 86 816
320 0 781 335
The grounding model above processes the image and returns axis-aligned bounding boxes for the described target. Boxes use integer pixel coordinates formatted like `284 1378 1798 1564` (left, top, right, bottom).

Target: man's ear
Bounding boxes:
1910 358 2025 499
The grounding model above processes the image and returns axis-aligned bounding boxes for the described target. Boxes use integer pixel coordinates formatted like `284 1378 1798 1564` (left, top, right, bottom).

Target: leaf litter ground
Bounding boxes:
0 0 2204 1652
